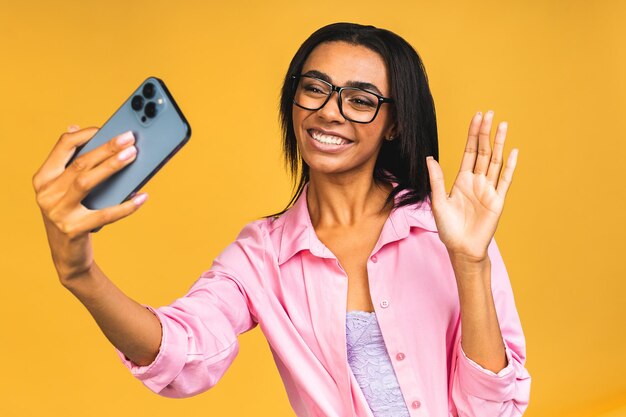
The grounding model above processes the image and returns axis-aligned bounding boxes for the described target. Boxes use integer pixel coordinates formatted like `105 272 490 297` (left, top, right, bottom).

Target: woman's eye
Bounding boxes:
349 97 376 108
304 85 327 94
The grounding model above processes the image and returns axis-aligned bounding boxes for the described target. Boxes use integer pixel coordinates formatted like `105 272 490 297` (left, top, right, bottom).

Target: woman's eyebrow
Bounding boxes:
347 80 383 96
302 69 384 96
302 69 331 82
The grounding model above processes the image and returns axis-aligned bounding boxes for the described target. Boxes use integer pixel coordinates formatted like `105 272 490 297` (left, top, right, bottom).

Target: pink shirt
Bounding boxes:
116 183 531 416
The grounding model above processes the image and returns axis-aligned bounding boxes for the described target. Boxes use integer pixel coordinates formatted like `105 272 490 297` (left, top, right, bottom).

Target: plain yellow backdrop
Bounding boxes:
1 0 625 416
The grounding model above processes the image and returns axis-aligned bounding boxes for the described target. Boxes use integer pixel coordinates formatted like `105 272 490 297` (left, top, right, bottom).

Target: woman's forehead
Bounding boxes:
302 41 389 95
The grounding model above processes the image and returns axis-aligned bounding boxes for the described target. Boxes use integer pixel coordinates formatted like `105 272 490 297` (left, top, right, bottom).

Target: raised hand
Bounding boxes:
425 111 518 262
33 126 148 283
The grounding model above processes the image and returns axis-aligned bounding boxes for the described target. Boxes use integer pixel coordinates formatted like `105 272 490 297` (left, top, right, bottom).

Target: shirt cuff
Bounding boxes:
456 337 516 402
115 305 188 394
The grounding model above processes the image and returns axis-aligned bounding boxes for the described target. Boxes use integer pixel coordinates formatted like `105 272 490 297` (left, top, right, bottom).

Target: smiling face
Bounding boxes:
293 41 396 179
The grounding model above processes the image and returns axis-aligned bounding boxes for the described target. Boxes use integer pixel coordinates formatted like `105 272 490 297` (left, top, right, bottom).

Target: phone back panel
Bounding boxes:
70 77 191 210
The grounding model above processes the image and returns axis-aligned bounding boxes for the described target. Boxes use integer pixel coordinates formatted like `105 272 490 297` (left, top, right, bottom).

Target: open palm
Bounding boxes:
426 111 518 261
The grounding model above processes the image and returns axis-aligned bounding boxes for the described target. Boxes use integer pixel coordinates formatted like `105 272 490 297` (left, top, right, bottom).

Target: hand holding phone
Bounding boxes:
32 77 191 281
67 77 191 212
33 127 147 282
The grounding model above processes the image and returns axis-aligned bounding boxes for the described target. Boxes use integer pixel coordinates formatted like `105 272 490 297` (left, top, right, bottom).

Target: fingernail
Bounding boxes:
67 125 80 132
500 121 508 129
133 193 148 206
476 111 482 117
426 156 434 161
118 146 136 160
116 131 135 146
486 110 494 117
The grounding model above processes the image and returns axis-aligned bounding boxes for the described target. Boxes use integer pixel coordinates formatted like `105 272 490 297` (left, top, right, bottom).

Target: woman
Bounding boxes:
33 23 531 417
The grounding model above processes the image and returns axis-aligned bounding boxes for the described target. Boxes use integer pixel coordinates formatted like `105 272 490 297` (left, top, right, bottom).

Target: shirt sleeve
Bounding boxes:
114 221 266 398
449 238 532 416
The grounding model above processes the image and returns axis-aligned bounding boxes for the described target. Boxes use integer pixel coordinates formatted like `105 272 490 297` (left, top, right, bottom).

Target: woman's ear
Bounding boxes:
384 123 398 141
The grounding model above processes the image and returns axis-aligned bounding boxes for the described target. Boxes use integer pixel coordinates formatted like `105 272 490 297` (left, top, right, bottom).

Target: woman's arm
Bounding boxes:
113 222 263 397
425 111 518 372
63 261 162 366
34 126 159 365
448 238 531 416
426 111 531 414
449 253 507 373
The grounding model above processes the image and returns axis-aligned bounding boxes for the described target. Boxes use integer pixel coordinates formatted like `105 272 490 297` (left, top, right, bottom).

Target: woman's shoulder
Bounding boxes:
229 215 286 255
238 213 288 235
231 217 276 242
230 197 314 266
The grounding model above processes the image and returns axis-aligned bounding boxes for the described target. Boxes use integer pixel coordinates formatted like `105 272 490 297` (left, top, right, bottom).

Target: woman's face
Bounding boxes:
292 41 395 178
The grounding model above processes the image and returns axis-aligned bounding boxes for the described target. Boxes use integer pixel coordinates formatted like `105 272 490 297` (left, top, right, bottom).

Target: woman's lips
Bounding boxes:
306 129 354 154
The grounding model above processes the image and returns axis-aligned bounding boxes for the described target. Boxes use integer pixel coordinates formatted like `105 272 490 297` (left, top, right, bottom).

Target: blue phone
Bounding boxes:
67 77 191 219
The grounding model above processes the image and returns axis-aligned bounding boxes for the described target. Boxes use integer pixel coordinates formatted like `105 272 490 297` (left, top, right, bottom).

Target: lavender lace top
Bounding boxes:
346 310 410 417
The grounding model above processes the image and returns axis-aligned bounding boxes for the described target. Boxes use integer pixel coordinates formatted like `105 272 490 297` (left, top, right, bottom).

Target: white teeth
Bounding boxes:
310 130 346 145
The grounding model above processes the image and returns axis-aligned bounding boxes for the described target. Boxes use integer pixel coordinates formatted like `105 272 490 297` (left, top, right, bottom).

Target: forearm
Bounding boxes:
63 261 162 366
449 253 507 373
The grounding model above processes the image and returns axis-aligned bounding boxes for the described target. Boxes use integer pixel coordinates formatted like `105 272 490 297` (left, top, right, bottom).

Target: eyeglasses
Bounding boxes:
291 74 394 124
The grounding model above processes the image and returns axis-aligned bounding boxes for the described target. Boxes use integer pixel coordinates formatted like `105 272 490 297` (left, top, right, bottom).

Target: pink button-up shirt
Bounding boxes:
116 183 531 416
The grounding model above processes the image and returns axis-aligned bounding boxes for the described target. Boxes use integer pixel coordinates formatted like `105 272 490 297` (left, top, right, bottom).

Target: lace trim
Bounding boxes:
346 311 410 417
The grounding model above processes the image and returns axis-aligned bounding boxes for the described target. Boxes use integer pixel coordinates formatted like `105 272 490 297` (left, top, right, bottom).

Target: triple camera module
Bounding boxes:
131 82 160 123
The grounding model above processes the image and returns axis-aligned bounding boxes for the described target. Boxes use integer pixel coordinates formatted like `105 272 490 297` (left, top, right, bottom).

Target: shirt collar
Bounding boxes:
276 182 438 265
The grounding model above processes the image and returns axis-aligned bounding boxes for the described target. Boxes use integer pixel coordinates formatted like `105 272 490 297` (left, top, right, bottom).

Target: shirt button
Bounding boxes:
380 299 389 308
411 400 421 409
371 255 378 263
396 352 405 361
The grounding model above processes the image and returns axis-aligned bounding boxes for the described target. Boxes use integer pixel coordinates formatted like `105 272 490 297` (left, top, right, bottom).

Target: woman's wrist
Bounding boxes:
60 261 108 304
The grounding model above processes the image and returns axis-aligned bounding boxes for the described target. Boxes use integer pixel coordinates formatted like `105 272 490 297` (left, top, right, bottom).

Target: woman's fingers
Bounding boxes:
65 130 135 175
459 112 482 172
79 193 148 234
496 148 518 199
459 111 510 186
473 111 494 175
62 144 137 206
53 130 135 196
58 193 149 237
426 156 447 205
33 126 99 192
486 122 508 186
34 125 147 242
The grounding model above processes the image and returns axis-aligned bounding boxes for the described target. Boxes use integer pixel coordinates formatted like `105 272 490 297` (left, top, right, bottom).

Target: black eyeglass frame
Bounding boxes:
291 74 394 124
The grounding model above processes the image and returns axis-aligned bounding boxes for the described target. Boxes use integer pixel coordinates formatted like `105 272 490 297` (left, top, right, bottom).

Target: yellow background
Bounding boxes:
1 0 624 416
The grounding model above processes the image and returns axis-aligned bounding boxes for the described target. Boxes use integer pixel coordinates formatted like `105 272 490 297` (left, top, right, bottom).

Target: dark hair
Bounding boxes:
266 22 438 218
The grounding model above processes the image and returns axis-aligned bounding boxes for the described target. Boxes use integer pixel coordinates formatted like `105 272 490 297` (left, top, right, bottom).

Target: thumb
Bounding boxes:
426 156 447 204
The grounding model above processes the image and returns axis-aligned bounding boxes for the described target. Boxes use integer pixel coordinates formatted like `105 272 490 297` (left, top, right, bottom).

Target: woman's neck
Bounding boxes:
306 171 393 229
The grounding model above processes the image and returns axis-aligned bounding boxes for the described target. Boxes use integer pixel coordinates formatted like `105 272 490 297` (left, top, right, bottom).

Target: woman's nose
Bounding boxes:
316 91 345 123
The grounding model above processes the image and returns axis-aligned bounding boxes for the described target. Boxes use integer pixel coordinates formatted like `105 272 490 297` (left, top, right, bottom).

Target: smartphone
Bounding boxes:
67 76 191 220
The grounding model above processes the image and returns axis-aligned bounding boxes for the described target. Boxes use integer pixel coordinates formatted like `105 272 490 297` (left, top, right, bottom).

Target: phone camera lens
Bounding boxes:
145 102 157 118
131 95 144 111
143 83 156 99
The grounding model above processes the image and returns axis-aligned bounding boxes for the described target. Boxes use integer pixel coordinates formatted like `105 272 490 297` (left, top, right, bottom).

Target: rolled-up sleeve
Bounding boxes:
449 238 532 416
115 222 266 398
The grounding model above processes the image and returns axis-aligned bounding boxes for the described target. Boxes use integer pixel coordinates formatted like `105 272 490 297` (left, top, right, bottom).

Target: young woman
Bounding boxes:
33 23 531 417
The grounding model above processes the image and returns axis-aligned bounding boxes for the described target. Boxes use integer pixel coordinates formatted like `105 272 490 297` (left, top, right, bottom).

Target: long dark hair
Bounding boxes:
266 22 438 218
